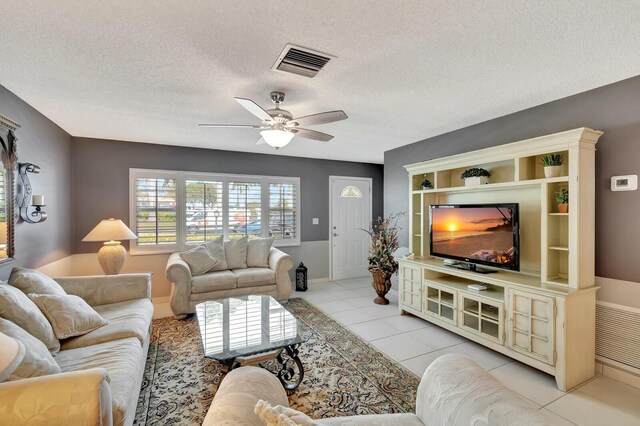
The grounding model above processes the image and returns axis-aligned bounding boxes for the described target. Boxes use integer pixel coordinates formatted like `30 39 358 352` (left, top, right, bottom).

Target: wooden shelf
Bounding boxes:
411 176 569 194
548 246 569 251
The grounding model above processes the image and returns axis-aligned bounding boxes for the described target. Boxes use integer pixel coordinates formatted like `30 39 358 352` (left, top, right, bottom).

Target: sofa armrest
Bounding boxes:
203 366 288 426
55 273 152 306
166 252 193 318
416 354 542 424
268 248 294 301
0 368 113 426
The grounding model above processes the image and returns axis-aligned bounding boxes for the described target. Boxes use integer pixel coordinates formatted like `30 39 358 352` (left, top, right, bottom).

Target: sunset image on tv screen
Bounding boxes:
431 206 515 266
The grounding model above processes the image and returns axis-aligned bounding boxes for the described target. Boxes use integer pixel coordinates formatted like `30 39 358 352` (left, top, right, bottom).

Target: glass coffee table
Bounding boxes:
196 295 312 393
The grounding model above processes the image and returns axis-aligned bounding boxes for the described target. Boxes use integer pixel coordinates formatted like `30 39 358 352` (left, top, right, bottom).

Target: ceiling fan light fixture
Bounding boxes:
260 129 294 149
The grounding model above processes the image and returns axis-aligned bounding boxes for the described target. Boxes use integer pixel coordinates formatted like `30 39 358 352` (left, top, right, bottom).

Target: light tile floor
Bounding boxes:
296 277 640 426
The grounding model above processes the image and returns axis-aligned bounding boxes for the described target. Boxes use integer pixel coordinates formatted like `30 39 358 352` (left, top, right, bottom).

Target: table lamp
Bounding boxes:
82 218 138 275
0 331 25 383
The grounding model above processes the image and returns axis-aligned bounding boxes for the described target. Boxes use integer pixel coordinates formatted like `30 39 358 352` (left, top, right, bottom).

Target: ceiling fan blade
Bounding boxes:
235 98 274 122
290 110 347 127
256 137 266 145
198 124 263 128
292 128 334 142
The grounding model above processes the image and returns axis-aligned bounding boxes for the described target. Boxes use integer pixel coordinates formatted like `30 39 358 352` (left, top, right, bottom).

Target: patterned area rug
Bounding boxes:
135 298 420 425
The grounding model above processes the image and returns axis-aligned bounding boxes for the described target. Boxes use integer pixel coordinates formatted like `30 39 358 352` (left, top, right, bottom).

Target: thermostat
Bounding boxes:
611 175 637 191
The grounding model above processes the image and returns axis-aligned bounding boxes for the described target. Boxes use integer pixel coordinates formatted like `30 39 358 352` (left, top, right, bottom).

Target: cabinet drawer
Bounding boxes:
459 292 504 344
423 281 457 325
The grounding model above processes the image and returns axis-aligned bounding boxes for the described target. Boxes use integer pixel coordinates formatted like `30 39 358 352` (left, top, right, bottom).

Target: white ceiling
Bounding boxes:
1 1 640 164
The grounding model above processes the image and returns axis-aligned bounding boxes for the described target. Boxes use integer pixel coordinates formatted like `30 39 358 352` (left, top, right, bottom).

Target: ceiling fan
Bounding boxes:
199 91 348 149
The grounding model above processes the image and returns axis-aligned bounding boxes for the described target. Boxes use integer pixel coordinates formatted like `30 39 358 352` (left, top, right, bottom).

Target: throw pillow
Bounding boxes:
205 236 228 271
9 267 66 296
0 318 61 382
247 237 274 268
0 284 60 354
180 245 220 276
254 400 318 426
224 236 248 269
28 294 108 340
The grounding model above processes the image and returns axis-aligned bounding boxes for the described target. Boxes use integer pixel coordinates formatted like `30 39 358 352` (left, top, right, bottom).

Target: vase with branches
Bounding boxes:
362 212 405 305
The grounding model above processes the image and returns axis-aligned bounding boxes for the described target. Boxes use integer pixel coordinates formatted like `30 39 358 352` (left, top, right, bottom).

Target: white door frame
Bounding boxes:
329 176 373 281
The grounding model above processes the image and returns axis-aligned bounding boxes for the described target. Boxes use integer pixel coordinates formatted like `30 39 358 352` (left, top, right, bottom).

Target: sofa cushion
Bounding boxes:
0 318 61 381
56 337 143 426
225 236 248 269
205 236 228 271
233 268 276 288
61 299 153 350
180 244 220 276
247 237 274 268
9 267 66 296
0 283 60 354
28 293 109 339
191 270 237 293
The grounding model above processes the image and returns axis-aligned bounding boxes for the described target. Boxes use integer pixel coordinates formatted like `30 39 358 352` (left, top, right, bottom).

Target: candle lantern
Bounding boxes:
295 262 308 292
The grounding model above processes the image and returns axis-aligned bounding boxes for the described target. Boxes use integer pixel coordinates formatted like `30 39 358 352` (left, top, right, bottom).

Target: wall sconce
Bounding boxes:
17 163 47 224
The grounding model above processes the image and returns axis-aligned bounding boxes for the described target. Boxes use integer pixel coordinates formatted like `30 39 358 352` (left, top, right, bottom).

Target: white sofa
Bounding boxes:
0 273 153 426
204 354 557 425
166 247 294 319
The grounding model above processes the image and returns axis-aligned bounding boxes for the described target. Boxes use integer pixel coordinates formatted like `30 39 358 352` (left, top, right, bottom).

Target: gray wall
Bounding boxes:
0 85 73 278
385 74 640 285
72 137 383 254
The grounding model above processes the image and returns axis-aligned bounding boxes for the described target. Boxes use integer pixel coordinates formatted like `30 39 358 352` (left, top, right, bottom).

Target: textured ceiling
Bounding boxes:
1 1 640 164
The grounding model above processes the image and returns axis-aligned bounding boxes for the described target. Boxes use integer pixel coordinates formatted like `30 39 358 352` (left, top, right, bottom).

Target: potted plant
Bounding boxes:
362 212 405 305
555 188 568 213
542 154 564 178
460 168 490 186
420 176 433 190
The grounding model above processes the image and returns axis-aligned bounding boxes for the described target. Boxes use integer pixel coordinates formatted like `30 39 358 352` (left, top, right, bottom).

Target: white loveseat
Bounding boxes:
204 354 557 425
166 243 294 319
0 273 153 426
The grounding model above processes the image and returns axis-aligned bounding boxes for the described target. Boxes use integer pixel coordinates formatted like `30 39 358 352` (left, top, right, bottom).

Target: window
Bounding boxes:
130 169 300 253
185 180 223 243
228 181 261 239
269 183 297 241
134 175 177 246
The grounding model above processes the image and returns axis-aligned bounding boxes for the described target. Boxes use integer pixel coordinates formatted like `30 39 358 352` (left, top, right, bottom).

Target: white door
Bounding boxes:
330 177 372 280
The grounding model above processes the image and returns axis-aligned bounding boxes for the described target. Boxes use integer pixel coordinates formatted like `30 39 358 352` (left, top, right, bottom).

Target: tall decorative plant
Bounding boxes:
362 212 405 305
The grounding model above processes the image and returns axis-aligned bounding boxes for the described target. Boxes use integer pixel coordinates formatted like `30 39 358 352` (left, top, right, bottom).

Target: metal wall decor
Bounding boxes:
17 163 47 224
0 113 19 262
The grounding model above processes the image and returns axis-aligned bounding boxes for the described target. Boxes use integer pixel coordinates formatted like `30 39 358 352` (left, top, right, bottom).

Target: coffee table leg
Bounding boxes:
276 344 304 394
220 357 240 374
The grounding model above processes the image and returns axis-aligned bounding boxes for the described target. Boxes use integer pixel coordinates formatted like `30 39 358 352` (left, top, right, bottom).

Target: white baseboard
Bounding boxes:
596 359 640 389
151 297 173 319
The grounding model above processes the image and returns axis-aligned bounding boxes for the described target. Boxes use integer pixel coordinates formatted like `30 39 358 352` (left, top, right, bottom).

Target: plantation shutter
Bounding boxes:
228 181 262 238
268 183 297 241
134 177 177 245
185 180 223 243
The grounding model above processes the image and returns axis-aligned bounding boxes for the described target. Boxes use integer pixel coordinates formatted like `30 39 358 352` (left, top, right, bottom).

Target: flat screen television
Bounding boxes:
429 203 519 272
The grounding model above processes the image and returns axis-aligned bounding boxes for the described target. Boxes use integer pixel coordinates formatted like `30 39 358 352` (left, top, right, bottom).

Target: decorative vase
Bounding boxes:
544 166 562 178
557 203 568 213
371 269 392 305
464 176 489 186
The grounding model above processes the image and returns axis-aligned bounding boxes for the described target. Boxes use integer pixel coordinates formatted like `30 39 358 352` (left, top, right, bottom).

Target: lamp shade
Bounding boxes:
0 222 7 245
0 331 25 382
82 218 138 242
260 129 294 148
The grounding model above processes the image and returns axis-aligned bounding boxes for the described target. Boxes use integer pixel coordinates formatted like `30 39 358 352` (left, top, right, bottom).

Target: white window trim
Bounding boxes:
130 168 301 255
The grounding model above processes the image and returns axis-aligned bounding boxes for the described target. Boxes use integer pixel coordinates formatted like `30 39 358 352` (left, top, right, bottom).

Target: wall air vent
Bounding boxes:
272 44 333 78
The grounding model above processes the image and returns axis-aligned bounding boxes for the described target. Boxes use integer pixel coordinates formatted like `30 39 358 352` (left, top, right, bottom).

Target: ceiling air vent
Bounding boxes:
272 44 333 78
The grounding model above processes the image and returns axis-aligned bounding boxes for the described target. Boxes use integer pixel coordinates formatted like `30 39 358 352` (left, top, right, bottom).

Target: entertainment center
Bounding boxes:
398 128 602 391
